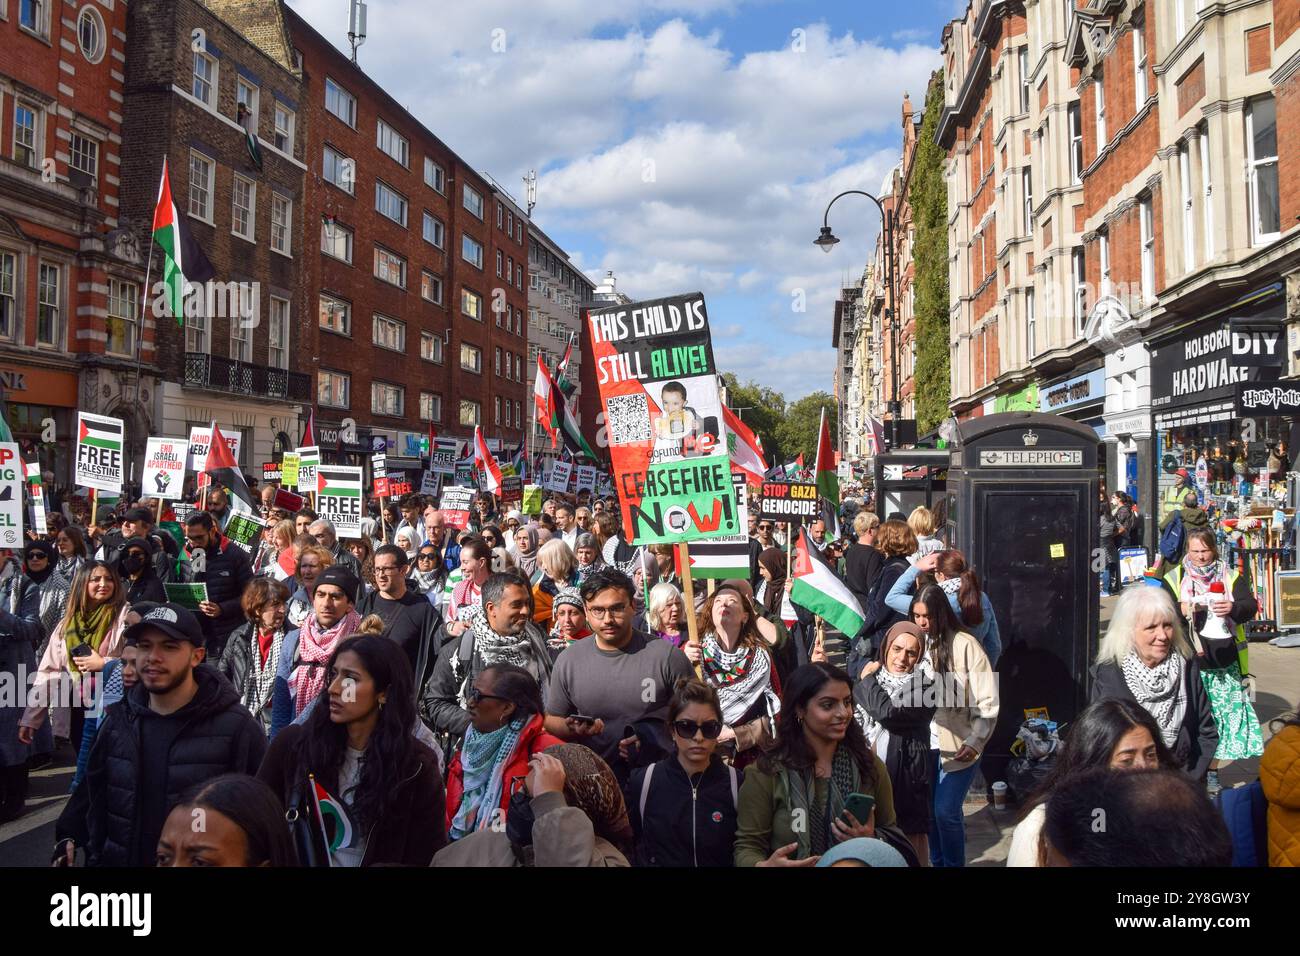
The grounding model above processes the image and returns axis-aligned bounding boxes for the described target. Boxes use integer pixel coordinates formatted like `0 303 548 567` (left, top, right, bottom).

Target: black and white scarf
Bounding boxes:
245 627 284 720
701 633 781 727
858 668 921 749
1120 651 1186 746
466 605 534 669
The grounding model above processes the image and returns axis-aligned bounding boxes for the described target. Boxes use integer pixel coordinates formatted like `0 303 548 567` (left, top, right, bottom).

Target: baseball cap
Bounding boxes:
314 565 360 603
1176 468 1190 479
123 602 205 647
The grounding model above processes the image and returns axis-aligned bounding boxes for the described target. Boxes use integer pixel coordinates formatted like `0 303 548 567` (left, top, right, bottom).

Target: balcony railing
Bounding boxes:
184 352 312 402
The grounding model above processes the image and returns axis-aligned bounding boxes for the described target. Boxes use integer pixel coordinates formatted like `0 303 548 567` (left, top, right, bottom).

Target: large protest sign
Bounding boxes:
587 292 738 544
546 460 573 493
758 481 818 521
24 461 47 536
420 470 443 497
499 474 523 504
296 446 320 495
574 465 598 493
0 444 23 548
316 465 363 538
280 452 300 490
440 486 475 530
596 472 615 499
76 412 125 492
187 426 241 475
522 485 543 515
224 511 266 554
143 437 187 500
429 447 458 476
689 474 752 579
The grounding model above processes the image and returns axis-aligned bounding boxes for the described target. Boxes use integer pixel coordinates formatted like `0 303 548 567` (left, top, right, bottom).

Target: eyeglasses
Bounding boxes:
27 554 48 562
585 603 627 619
372 565 401 575
672 719 723 740
759 524 774 531
416 552 438 562
466 686 512 706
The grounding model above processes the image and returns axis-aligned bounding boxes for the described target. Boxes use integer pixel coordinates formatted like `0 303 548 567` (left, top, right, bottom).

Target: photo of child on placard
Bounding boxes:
652 380 699 442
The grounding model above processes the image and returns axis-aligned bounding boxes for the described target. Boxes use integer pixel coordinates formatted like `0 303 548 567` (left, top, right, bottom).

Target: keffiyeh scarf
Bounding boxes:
786 745 860 858
701 633 781 727
245 627 284 718
450 717 524 840
1120 650 1186 746
289 609 361 716
465 605 534 668
859 667 921 748
938 577 963 596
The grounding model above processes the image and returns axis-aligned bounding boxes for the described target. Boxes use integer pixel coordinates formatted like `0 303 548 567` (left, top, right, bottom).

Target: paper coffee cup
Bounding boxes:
991 781 1008 809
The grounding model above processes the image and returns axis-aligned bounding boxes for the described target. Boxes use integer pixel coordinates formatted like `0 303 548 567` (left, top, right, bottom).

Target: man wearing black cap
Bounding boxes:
98 506 177 583
269 565 361 737
183 511 253 661
59 603 267 866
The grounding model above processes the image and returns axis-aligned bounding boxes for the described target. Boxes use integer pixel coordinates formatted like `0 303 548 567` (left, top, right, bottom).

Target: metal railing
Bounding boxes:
183 352 311 402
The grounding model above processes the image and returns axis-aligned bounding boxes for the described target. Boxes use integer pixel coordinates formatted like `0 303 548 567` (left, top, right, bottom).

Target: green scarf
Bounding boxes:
782 746 861 859
64 602 115 682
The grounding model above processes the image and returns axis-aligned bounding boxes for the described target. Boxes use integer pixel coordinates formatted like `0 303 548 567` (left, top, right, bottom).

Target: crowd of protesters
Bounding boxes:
0 476 1292 868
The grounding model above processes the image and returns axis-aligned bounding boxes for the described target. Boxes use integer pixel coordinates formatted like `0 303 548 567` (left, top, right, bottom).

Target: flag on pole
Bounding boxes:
302 408 316 448
813 407 841 538
151 157 215 324
555 338 577 398
236 102 263 170
204 421 257 514
509 439 526 481
310 776 357 868
472 426 504 494
864 414 886 458
790 527 865 636
0 404 12 443
534 356 560 448
558 392 597 461
723 404 766 484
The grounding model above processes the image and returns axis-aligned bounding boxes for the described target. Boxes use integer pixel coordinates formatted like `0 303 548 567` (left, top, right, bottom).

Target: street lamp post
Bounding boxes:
815 190 900 451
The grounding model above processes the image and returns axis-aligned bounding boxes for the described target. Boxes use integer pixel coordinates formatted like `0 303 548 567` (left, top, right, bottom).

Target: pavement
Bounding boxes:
0 745 78 867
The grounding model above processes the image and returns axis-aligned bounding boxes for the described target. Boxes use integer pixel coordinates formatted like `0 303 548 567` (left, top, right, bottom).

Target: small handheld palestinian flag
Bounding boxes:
789 526 864 637
309 774 357 868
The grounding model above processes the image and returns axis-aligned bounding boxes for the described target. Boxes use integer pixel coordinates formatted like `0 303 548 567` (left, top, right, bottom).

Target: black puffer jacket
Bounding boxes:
81 664 267 866
854 671 935 834
625 756 741 867
186 537 253 660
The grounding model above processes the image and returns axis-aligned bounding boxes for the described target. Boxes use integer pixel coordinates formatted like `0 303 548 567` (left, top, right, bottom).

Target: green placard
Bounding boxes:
522 485 542 515
281 452 300 489
224 512 265 554
625 458 739 543
164 582 208 610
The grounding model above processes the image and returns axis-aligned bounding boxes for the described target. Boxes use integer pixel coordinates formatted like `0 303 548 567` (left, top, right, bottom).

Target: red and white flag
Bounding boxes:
723 404 767 484
472 426 504 494
534 355 560 448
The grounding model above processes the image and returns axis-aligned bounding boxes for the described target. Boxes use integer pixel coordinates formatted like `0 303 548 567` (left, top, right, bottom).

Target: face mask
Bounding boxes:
405 549 417 561
122 554 146 575
505 787 535 846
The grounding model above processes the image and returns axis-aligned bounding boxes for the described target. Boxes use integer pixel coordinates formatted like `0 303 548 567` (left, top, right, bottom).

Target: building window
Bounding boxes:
376 119 409 166
1018 46 1030 113
374 180 408 226
371 381 404 417
1094 74 1106 149
106 279 137 357
188 151 214 221
507 211 514 235
325 78 356 126
421 271 443 304
271 194 292 256
1245 97 1280 245
496 249 503 278
496 202 503 229
320 219 353 263
78 4 105 61
19 0 48 35
1071 248 1086 334
1199 126 1214 262
1098 228 1110 295
372 313 406 352
319 369 350 408
495 396 502 425
424 157 445 193
236 78 259 123
70 133 98 182
323 146 355 194
420 392 441 422
230 303 252 362
462 234 484 269
462 288 482 321
460 343 482 373
459 399 481 427
231 174 256 241
463 184 484 219
13 102 38 168
0 252 15 340
495 346 502 376
373 246 406 288
420 330 444 363
273 102 295 153
1140 195 1155 301
186 296 209 352
192 51 217 107
1179 141 1195 273
268 296 289 370
319 293 351 335
1025 287 1036 358
1022 167 1033 234
1133 23 1148 108
422 212 444 248
36 262 60 347
506 258 513 283
1068 103 1082 185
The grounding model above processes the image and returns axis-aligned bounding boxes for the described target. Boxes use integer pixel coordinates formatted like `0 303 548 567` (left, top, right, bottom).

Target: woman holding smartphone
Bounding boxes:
733 663 896 866
626 679 742 867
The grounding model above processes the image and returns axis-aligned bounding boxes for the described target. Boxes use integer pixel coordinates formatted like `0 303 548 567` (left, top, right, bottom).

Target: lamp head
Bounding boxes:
815 226 840 254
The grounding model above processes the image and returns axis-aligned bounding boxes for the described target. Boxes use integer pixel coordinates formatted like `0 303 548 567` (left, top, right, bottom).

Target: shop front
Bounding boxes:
317 420 373 467
1041 366 1109 495
0 362 79 495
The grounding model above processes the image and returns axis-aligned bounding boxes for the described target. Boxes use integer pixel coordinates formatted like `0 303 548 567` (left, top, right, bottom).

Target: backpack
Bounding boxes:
638 761 739 821
1217 781 1268 867
1159 513 1184 561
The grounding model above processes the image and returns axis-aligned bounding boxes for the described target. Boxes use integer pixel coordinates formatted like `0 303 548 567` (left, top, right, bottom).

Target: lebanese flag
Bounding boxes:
151 158 214 324
814 407 840 505
472 426 504 494
204 421 257 514
534 356 560 448
723 404 766 484
790 527 864 637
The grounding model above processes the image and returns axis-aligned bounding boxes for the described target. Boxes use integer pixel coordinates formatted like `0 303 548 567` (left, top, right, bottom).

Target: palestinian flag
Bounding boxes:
790 527 864 637
558 392 597 461
555 338 577 398
687 537 752 580
151 158 215 324
236 102 263 170
723 404 766 485
204 420 256 514
310 776 356 868
814 407 840 505
472 426 504 494
78 415 122 453
509 440 527 481
534 355 560 448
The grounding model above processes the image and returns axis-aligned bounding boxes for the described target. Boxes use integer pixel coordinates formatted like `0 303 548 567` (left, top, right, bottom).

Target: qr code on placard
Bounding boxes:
606 393 652 445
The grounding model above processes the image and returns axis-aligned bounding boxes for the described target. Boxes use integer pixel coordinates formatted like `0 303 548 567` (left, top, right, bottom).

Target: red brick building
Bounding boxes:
285 6 528 479
1 0 146 489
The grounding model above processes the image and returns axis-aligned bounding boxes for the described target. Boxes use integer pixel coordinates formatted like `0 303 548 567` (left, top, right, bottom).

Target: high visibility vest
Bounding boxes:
1162 483 1187 519
1163 565 1250 674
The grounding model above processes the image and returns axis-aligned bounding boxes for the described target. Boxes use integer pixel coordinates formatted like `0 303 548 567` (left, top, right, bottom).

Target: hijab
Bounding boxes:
757 547 786 614
24 540 57 585
514 525 540 577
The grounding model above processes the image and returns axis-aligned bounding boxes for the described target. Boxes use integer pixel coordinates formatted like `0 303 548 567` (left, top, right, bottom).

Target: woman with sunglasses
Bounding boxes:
445 663 563 840
625 678 741 867
408 543 447 606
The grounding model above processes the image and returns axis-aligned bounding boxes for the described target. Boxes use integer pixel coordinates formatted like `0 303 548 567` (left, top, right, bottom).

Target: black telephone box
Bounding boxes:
945 412 1099 777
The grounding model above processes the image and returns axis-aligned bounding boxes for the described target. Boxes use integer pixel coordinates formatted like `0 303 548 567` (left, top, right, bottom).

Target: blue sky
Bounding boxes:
287 0 960 399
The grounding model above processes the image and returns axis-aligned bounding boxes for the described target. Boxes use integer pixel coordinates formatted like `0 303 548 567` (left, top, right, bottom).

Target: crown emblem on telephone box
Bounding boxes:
1022 430 1039 447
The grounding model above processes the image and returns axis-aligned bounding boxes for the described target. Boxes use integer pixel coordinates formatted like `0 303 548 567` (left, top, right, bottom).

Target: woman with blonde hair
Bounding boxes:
646 582 686 648
287 544 334 629
1090 586 1218 781
532 538 577 630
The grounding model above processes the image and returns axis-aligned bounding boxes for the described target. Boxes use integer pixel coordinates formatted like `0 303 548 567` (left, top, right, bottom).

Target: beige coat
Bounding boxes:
932 631 999 772
431 791 630 867
20 606 129 738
